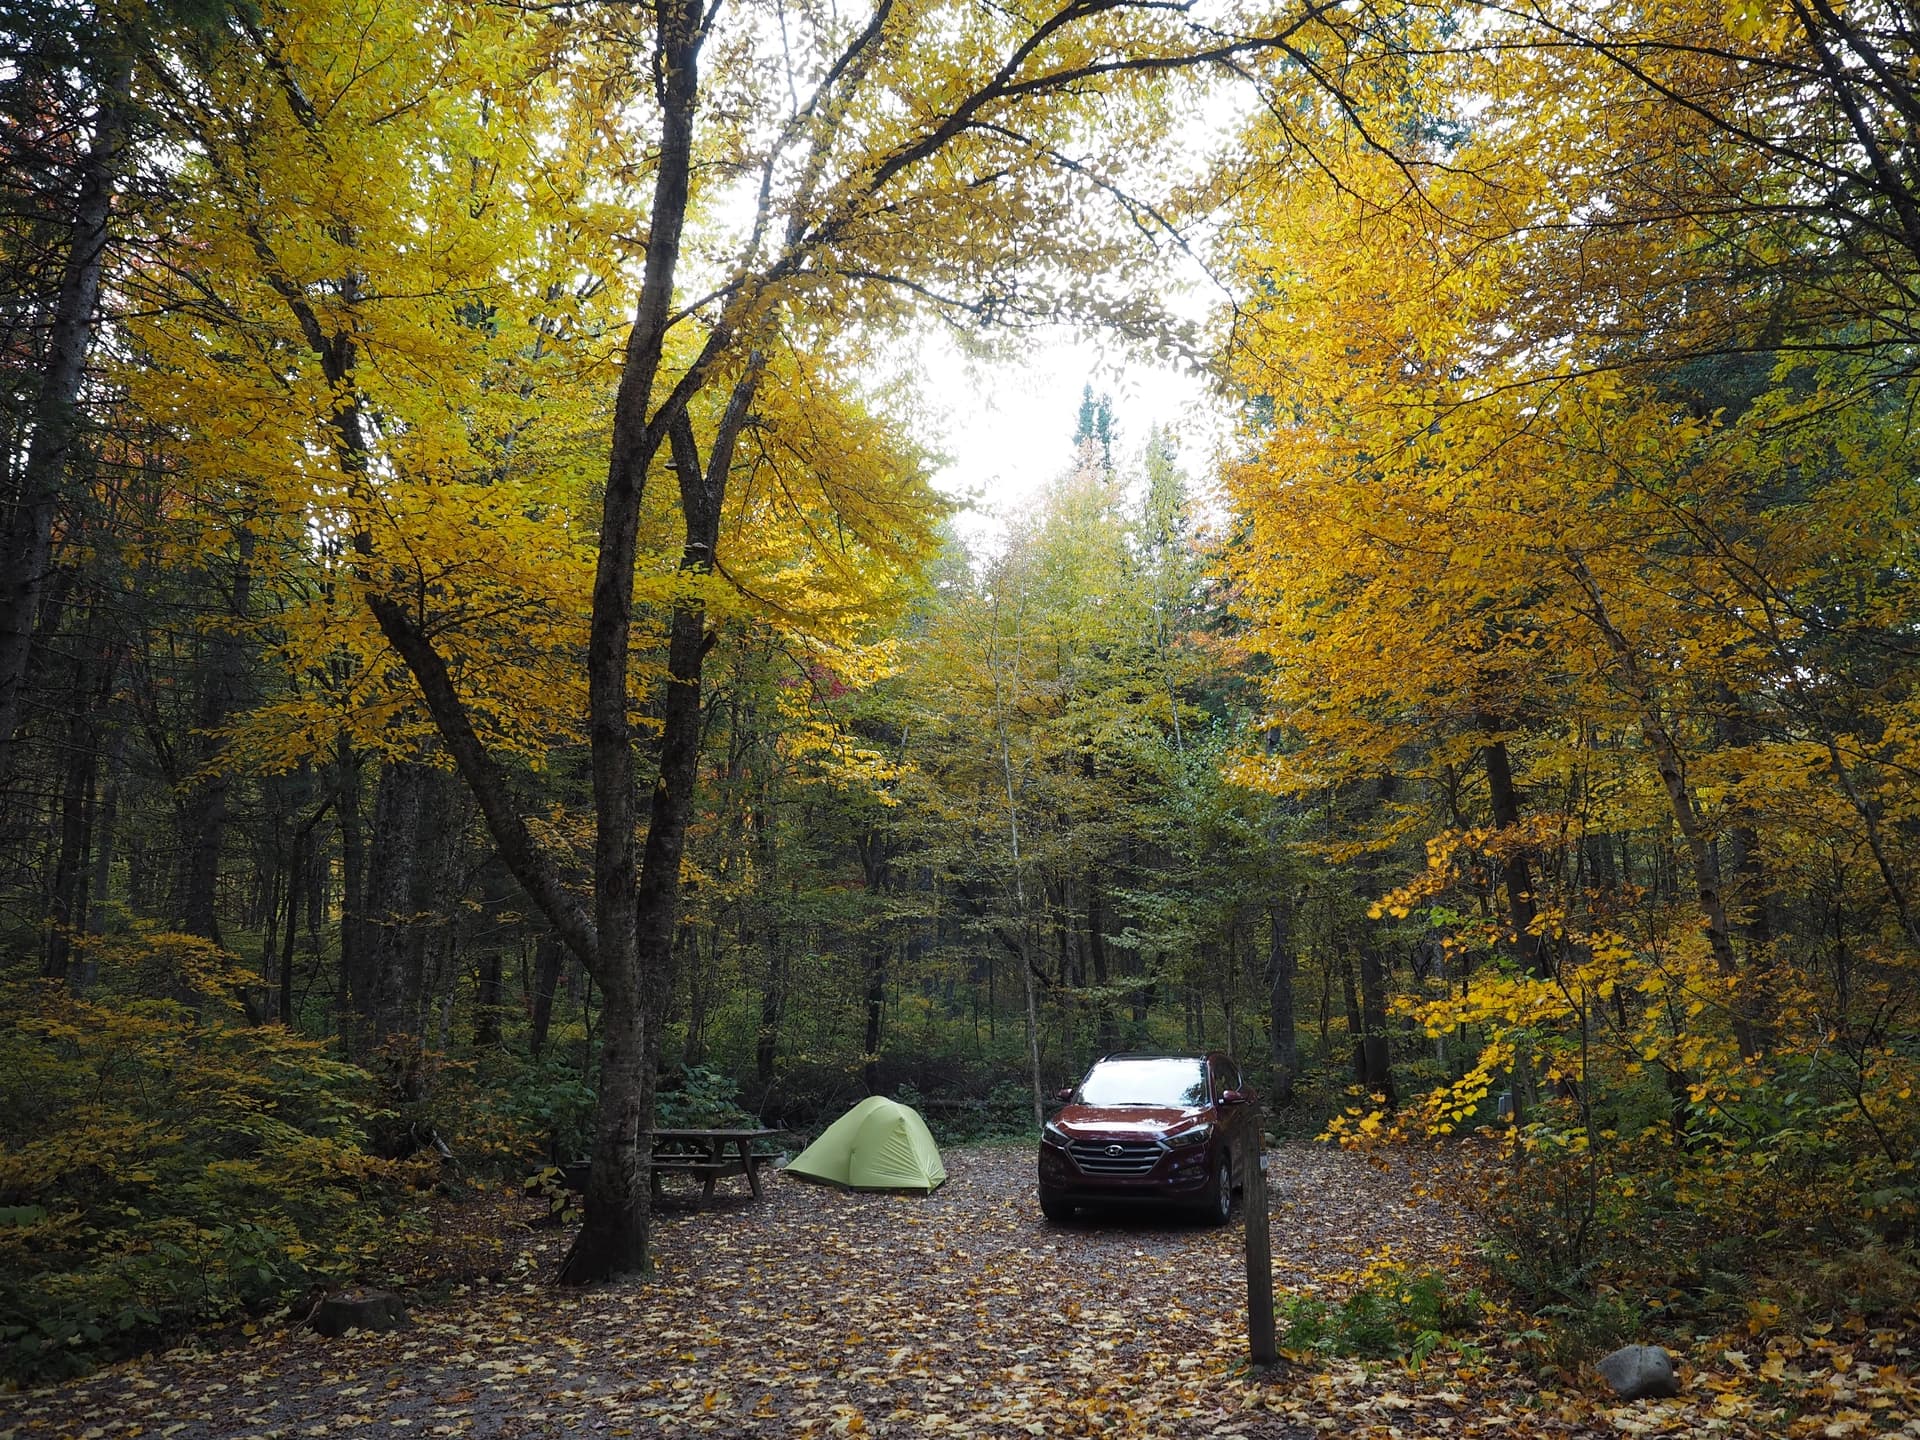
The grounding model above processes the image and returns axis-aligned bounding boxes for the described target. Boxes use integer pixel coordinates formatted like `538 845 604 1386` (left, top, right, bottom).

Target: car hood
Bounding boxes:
1053 1104 1207 1137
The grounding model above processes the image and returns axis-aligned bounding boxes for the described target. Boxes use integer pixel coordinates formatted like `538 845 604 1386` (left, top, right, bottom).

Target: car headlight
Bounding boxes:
1043 1120 1070 1147
1167 1124 1212 1148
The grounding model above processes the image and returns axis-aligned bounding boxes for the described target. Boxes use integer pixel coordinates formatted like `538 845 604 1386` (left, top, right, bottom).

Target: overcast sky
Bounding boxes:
917 327 1232 553
871 76 1249 552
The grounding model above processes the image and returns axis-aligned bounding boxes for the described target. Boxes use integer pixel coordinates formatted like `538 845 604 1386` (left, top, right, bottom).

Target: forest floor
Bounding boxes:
2 1143 1916 1439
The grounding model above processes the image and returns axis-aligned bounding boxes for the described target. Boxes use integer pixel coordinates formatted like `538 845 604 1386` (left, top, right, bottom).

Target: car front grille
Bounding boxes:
1067 1138 1163 1176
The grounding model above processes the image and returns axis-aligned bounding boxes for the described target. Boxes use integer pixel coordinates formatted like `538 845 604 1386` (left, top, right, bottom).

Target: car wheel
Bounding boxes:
1204 1153 1233 1225
1039 1190 1074 1222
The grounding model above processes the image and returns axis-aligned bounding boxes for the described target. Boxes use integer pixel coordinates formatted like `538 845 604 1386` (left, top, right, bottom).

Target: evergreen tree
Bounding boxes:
1073 383 1115 469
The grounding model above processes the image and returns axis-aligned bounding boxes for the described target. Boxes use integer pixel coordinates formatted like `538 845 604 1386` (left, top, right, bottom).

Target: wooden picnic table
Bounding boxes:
645 1126 785 1209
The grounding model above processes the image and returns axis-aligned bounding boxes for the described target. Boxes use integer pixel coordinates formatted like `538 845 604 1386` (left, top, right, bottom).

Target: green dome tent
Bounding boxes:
785 1096 947 1193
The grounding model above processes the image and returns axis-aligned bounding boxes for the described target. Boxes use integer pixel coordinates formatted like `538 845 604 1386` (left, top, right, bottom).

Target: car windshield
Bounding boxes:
1076 1057 1208 1108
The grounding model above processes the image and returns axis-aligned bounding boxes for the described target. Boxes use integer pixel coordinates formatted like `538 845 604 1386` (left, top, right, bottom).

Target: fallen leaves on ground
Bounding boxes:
1 1145 1913 1438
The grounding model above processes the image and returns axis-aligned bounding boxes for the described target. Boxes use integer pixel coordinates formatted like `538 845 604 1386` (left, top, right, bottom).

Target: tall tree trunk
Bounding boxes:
557 361 757 1287
270 763 325 1027
1053 875 1073 985
1481 728 1551 980
863 942 886 1093
176 530 254 942
1266 899 1298 1106
681 924 711 1066
335 736 365 1037
359 759 424 1039
403 766 462 1038
279 818 303 1026
305 812 327 941
473 856 514 1049
44 568 117 981
252 862 281 1022
1350 775 1400 1103
1715 690 1781 1048
990 639 1045 1127
859 831 890 1093
1568 557 1758 1060
1341 944 1364 1082
0 50 133 770
474 944 504 1047
1087 873 1117 1055
755 935 785 1088
529 933 564 1060
43 673 100 979
543 0 709 1286
1220 931 1239 1061
79 717 128 988
1356 928 1396 1104
1318 949 1334 1060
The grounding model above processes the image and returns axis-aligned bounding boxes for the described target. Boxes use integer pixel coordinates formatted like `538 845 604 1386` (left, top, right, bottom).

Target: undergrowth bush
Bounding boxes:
1278 1268 1484 1364
494 1054 600 1165
1464 1048 1920 1361
399 1048 598 1172
0 934 422 1382
1327 905 1920 1367
655 1064 757 1129
898 1079 1034 1145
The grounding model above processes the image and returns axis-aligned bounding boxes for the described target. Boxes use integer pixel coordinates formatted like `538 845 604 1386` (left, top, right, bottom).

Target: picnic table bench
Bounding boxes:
646 1127 786 1208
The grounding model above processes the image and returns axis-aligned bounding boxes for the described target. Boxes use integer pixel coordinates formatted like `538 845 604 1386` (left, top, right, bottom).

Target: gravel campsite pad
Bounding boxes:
3 1145 1914 1439
0 1145 1458 1438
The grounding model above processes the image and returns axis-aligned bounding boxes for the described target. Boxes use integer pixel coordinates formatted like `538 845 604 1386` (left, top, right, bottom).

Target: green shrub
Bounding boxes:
502 1054 600 1162
1278 1269 1483 1364
1473 1053 1920 1349
654 1064 756 1129
429 1050 598 1171
0 934 421 1381
899 1079 1034 1145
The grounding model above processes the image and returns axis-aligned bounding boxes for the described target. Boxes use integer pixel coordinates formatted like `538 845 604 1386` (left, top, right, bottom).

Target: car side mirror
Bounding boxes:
1055 1087 1074 1103
1220 1088 1253 1106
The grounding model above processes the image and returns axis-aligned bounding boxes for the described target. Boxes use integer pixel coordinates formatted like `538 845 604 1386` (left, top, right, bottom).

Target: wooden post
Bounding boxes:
1245 1138 1276 1365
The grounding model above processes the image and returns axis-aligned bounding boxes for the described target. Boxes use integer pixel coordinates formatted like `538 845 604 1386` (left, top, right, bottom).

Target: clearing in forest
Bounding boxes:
4 1145 1450 1437
6 1144 1912 1439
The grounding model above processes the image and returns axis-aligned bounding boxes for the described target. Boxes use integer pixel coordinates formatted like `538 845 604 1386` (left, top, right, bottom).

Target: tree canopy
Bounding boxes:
2 0 1918 1409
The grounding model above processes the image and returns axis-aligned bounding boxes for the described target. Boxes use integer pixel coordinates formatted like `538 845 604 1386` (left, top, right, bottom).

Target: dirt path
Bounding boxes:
0 1144 1464 1439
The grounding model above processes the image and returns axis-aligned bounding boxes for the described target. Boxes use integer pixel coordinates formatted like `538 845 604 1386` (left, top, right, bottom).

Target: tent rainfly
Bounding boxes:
785 1096 947 1193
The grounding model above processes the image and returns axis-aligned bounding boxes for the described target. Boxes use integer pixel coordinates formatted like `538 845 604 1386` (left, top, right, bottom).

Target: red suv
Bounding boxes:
1037 1053 1259 1224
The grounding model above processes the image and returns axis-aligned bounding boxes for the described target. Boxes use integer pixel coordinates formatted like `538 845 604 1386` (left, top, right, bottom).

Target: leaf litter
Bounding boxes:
1 1144 1913 1439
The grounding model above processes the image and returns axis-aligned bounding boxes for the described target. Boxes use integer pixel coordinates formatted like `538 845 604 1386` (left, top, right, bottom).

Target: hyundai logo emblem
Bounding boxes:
1105 1144 1123 1157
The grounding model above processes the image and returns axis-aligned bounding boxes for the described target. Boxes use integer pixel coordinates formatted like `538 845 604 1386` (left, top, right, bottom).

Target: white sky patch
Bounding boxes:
918 330 1231 553
912 75 1250 553
689 12 1255 555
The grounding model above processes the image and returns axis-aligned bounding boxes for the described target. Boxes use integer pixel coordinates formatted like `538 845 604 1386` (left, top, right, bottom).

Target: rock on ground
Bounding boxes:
1596 1343 1680 1400
310 1289 410 1338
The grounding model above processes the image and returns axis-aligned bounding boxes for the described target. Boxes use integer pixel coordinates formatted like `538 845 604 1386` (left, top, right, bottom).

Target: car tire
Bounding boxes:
1039 1190 1074 1222
1201 1152 1233 1225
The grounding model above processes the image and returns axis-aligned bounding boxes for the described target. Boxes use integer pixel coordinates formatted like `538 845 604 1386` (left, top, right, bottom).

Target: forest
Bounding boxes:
2 0 1918 1422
